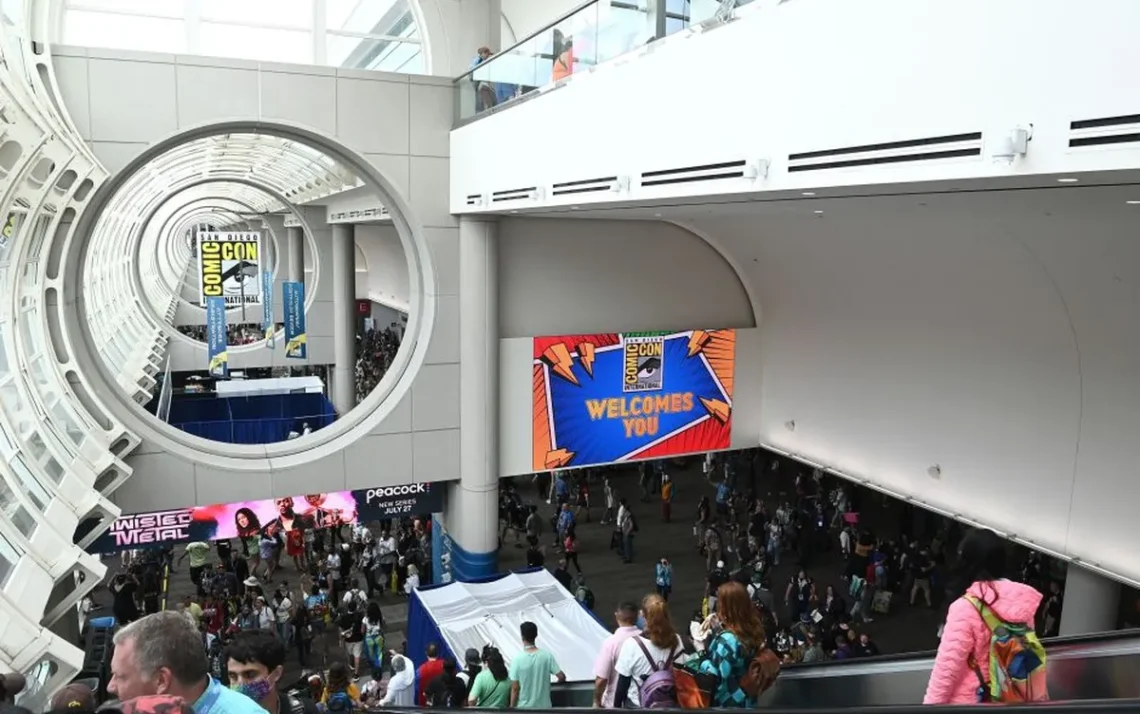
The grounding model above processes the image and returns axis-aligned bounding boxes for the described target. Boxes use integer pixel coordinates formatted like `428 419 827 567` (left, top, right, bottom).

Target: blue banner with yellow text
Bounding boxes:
283 281 306 359
262 269 275 348
206 296 228 378
532 330 736 470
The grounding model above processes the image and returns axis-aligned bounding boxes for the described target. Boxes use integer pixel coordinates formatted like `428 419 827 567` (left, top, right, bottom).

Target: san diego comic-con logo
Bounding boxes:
622 333 665 393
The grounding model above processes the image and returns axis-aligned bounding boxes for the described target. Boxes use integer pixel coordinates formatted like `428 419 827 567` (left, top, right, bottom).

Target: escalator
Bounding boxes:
543 628 1140 708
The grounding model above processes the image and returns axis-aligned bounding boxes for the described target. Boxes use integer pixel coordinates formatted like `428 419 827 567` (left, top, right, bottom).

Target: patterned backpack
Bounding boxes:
965 595 1049 703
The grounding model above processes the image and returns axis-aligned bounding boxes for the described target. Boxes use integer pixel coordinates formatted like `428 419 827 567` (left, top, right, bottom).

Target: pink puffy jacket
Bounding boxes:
923 579 1043 705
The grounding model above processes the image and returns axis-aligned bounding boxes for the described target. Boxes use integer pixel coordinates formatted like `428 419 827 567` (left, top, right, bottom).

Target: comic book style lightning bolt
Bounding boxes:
688 330 711 357
700 397 731 424
542 343 579 385
576 342 596 377
545 448 575 469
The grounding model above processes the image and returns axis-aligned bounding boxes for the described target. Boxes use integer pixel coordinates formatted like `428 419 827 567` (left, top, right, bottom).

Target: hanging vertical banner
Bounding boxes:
206 296 228 378
262 269 275 349
197 231 263 307
283 281 307 359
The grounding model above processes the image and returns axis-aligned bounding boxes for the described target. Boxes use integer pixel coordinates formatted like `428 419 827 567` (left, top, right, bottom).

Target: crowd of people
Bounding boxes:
354 326 401 403
177 323 279 347
108 506 435 687
68 447 1068 713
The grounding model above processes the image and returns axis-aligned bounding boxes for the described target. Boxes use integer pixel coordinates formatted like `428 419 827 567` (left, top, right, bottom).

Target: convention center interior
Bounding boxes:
0 1 1137 714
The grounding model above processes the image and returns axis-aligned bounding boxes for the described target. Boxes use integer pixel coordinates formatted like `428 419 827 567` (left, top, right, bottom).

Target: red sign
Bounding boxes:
356 300 371 316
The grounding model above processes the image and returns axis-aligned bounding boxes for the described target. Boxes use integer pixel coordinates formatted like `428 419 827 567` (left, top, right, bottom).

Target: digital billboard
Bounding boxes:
89 483 444 553
532 329 736 470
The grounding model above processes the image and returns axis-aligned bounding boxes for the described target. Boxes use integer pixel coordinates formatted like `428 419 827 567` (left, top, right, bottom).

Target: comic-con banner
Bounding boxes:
197 231 263 307
206 296 228 378
283 280 307 359
532 329 736 471
262 268 275 349
88 483 444 553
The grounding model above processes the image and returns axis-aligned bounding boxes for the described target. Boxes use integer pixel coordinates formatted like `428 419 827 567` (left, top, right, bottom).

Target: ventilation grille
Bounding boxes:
640 160 747 187
465 193 482 206
491 187 538 203
788 132 982 173
551 176 617 196
1069 114 1140 149
329 206 389 223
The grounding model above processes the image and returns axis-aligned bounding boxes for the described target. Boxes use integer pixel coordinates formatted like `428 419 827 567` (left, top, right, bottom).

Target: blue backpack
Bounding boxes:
326 691 353 714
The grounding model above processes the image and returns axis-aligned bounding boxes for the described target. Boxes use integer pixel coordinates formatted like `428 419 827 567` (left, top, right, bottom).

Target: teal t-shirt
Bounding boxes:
508 648 561 709
193 676 267 714
469 669 511 708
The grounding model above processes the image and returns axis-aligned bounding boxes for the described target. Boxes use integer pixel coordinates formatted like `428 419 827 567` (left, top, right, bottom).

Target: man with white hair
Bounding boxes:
108 611 264 714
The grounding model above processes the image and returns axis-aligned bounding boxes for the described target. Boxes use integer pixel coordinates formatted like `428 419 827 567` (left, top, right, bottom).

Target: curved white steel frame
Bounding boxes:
0 4 124 709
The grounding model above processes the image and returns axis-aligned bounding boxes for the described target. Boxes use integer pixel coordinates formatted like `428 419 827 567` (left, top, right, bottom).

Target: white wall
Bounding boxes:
356 224 412 313
692 188 1140 584
451 0 1140 214
50 47 463 512
497 217 755 337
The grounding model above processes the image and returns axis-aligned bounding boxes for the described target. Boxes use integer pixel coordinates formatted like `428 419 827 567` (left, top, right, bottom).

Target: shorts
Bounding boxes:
347 641 363 660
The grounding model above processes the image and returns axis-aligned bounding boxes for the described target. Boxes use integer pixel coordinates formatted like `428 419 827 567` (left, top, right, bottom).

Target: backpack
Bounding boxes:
632 637 678 708
965 595 1049 703
326 691 354 713
575 584 595 610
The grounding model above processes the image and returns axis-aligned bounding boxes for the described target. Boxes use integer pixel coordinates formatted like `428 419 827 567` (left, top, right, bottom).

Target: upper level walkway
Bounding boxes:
449 0 1140 214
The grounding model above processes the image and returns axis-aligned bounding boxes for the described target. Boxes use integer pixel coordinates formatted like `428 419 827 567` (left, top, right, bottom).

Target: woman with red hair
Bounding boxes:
699 581 770 707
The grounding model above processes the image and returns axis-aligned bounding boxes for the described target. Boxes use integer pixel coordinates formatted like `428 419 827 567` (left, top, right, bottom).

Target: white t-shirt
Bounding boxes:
614 634 686 707
275 597 293 624
327 553 342 579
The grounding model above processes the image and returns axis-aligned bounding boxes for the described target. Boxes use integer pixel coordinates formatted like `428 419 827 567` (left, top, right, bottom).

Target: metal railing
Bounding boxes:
453 0 758 124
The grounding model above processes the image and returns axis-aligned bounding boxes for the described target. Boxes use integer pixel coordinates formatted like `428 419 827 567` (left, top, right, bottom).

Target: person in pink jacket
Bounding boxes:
923 529 1044 705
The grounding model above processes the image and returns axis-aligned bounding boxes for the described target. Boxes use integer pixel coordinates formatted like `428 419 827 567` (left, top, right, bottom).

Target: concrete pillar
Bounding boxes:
286 225 304 284
331 224 356 416
1060 564 1121 636
445 217 499 581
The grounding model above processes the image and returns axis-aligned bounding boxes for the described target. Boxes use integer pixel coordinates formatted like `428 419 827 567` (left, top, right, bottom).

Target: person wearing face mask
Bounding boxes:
225 630 318 714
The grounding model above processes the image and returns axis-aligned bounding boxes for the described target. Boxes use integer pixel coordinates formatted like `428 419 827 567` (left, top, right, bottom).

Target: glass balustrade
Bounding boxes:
454 0 758 123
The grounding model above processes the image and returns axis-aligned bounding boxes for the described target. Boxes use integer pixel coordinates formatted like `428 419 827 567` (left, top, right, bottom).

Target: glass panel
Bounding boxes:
327 0 405 34
43 458 63 485
0 530 15 586
9 458 48 510
598 0 650 64
328 34 421 72
0 382 24 414
201 0 311 27
52 402 86 446
0 325 9 378
198 23 312 64
0 477 35 536
26 432 45 460
62 11 187 54
67 0 183 16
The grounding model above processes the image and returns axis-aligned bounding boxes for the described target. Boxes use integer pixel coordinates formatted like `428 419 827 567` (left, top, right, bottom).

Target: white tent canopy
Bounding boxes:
412 570 609 682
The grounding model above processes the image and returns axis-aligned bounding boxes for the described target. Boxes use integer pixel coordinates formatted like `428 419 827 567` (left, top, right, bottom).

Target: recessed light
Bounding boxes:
813 210 824 215
802 192 816 197
510 210 519 213
653 213 662 218
571 206 580 210
1056 177 1079 183
1127 200 1140 205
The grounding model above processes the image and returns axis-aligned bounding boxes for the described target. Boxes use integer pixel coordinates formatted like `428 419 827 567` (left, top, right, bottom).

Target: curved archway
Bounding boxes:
63 119 437 470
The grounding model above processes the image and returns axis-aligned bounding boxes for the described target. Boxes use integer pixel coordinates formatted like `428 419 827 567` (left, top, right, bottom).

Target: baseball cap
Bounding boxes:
464 648 481 666
50 682 96 711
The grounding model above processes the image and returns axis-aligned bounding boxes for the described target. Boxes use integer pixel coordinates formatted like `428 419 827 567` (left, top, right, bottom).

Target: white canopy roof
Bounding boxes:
414 570 609 683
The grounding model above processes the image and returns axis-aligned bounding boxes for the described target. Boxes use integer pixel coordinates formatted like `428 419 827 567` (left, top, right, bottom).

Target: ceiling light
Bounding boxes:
1056 177 1079 183
813 210 824 215
802 191 816 196
1127 200 1140 205
653 213 662 218
570 206 580 210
